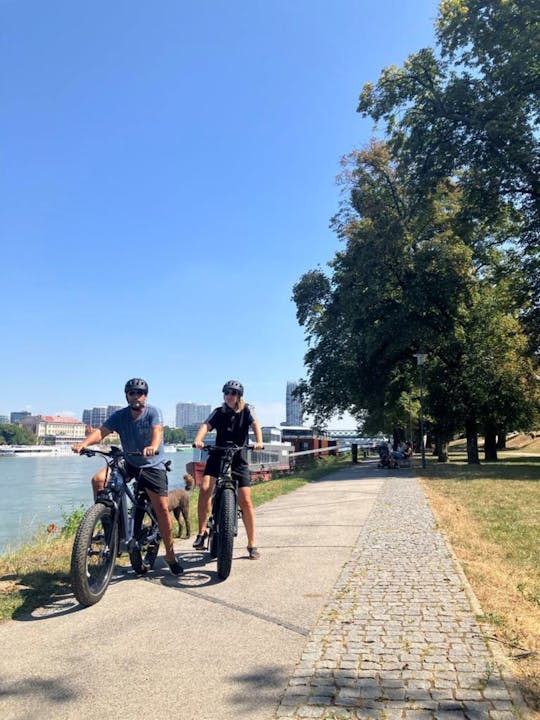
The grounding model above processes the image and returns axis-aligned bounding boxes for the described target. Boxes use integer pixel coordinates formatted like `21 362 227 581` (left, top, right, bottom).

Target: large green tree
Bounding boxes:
358 0 540 352
294 142 538 462
294 143 473 437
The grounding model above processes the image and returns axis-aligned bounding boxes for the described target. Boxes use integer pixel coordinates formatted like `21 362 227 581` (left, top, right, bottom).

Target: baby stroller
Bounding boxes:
377 443 393 468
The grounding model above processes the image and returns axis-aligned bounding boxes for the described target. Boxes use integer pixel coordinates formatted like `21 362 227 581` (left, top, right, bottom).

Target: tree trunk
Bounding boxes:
465 416 480 464
496 430 507 450
435 436 449 462
392 427 405 450
484 426 498 461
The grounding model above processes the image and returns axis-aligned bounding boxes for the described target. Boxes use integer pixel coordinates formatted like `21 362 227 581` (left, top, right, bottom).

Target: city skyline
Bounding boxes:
2 389 358 431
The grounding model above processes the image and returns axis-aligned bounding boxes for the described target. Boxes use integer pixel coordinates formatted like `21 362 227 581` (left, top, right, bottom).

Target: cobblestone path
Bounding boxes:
274 474 527 720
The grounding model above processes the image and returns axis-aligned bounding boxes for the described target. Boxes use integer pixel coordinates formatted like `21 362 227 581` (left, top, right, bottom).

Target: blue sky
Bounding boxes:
1 0 440 428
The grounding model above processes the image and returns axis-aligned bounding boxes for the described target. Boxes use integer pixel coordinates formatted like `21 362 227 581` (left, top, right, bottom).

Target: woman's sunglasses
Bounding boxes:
223 389 239 396
127 390 146 396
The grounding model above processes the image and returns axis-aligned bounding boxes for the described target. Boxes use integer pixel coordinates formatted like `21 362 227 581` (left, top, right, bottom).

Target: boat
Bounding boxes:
163 444 192 453
0 445 73 458
186 443 293 485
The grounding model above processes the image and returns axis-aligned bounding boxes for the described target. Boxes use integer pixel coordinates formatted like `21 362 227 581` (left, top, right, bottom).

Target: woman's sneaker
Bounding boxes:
192 532 208 549
247 546 260 560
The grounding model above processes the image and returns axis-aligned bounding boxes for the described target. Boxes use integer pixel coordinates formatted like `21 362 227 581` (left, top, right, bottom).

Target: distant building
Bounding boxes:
285 381 303 426
175 402 211 429
0 414 9 424
21 415 86 444
260 426 283 445
10 411 31 425
91 407 108 428
82 405 123 428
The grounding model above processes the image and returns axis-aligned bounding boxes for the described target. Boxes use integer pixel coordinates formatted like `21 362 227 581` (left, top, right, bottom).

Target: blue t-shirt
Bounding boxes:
104 405 165 468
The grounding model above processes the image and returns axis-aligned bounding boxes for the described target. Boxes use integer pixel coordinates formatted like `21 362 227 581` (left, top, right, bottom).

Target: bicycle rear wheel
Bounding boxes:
216 487 235 580
70 503 118 607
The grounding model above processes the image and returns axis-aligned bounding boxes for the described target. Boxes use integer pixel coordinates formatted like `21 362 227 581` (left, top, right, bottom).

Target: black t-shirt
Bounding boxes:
205 404 255 446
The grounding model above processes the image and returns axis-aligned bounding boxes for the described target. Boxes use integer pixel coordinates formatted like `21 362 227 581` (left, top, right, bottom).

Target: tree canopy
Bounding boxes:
0 424 38 445
293 0 540 461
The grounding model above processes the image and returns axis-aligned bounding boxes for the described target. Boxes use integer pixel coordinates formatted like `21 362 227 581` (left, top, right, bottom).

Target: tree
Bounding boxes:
294 143 539 462
358 0 540 353
293 142 474 438
163 426 187 444
0 424 38 445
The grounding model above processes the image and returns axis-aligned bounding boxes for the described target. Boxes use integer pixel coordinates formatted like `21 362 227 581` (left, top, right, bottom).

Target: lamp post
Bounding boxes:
414 353 427 469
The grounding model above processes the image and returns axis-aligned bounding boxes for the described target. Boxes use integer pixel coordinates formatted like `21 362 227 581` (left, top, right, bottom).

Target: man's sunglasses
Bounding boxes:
223 389 239 396
127 390 146 396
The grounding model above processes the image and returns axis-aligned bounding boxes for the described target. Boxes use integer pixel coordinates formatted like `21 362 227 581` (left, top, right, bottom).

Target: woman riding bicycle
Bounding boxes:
72 377 183 575
192 380 263 560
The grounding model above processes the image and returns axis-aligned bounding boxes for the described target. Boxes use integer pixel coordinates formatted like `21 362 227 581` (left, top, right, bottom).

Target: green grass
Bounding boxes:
0 453 350 622
421 456 539 573
420 446 540 712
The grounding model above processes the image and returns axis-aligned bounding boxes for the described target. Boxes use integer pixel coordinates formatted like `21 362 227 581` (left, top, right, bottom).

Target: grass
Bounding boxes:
0 453 349 622
419 437 540 714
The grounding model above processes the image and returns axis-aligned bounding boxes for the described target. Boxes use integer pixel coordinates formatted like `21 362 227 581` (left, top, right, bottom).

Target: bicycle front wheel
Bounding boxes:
70 503 118 607
216 487 235 580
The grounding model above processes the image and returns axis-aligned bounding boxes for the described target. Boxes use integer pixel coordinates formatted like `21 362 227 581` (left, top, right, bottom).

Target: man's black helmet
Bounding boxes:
124 378 149 394
222 379 244 396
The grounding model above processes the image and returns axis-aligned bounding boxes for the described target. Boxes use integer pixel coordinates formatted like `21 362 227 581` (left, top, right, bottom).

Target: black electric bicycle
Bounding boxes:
70 446 170 607
198 444 258 580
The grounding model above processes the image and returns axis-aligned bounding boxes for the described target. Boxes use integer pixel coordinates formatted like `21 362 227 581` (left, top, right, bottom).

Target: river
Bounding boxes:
0 451 193 554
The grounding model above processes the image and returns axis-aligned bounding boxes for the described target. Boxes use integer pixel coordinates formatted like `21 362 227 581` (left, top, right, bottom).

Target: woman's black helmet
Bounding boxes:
222 379 244 396
124 378 149 394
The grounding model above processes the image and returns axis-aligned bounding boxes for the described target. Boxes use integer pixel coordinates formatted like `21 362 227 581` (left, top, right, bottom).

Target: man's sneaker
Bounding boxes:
247 546 260 560
167 558 184 576
192 532 208 549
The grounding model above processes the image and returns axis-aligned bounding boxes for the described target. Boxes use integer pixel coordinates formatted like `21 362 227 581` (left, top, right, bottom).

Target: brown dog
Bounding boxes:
167 473 195 539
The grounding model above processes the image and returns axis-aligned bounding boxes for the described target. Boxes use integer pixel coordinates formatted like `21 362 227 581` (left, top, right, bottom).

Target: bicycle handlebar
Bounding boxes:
193 444 263 452
79 447 143 459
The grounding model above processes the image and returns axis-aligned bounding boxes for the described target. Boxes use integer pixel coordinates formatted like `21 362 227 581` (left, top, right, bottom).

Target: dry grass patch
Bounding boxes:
420 453 540 714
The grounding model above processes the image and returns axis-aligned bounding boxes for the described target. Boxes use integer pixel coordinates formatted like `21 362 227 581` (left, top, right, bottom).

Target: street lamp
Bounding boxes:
414 353 427 469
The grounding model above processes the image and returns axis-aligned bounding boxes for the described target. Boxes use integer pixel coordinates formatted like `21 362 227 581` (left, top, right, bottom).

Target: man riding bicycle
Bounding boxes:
192 380 263 560
72 377 183 575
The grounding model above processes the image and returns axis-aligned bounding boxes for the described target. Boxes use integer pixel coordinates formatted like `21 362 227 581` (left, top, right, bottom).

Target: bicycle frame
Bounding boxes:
84 447 159 553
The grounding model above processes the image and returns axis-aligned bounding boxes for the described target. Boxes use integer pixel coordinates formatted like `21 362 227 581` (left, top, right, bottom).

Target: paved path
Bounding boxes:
0 462 529 719
275 468 527 720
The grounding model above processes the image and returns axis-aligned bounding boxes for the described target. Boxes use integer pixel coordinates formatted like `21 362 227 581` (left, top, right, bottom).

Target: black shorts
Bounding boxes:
126 463 169 497
203 453 251 488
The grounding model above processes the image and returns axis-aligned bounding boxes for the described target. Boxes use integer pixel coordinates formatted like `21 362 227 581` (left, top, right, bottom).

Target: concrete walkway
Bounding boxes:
0 462 529 720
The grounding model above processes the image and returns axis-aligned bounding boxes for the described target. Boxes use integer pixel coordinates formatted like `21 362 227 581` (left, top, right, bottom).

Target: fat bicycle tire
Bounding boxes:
70 503 118 607
216 486 235 580
129 518 161 575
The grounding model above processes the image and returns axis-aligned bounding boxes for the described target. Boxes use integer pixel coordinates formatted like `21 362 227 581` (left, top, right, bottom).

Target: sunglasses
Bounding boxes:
223 389 239 396
127 390 146 396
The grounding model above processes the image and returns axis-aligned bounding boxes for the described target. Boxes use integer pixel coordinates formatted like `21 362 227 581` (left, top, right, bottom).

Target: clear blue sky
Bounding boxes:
1 0 440 428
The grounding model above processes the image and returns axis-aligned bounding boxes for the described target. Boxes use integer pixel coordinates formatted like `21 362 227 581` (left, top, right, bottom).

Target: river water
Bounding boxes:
0 451 193 554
